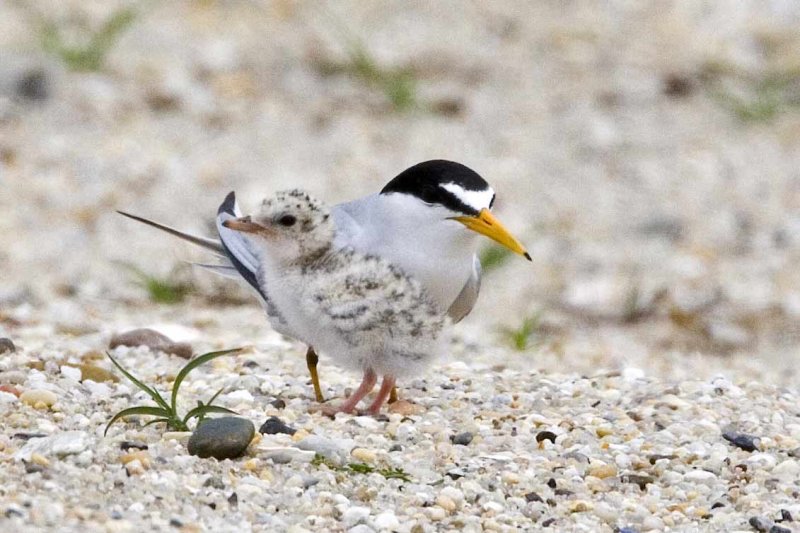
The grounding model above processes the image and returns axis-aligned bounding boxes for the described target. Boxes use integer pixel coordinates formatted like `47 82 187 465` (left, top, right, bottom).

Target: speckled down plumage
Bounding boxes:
245 190 446 380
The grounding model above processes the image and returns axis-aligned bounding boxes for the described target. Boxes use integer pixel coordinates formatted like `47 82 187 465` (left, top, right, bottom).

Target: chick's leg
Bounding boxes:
320 369 377 416
306 346 325 402
365 376 397 415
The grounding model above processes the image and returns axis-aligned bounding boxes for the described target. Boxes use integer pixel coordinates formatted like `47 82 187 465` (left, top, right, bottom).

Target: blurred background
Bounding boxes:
1 1 800 384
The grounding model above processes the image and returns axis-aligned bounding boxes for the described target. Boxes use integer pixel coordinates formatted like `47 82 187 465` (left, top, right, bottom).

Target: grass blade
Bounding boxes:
183 405 238 426
170 349 241 413
106 352 170 410
205 386 226 406
104 406 170 435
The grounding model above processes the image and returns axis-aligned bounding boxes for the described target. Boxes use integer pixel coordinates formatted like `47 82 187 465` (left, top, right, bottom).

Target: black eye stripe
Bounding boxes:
380 160 489 215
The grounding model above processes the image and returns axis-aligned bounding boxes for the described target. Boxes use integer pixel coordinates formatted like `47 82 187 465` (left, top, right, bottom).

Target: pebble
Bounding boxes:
109 329 193 359
351 448 376 463
0 338 16 354
259 416 297 435
14 431 89 460
259 446 315 464
119 441 148 451
749 516 773 532
74 364 118 383
341 506 370 527
269 398 287 409
536 430 557 444
451 432 474 446
295 435 354 462
187 417 254 460
373 511 400 530
387 400 423 415
19 389 58 408
586 463 617 479
723 431 759 452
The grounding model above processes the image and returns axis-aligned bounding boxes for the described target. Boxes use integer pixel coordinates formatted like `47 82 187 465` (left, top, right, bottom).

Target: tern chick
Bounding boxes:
224 190 445 415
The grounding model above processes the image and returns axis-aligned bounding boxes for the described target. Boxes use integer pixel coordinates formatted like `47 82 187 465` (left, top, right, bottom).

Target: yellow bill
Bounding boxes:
452 208 531 261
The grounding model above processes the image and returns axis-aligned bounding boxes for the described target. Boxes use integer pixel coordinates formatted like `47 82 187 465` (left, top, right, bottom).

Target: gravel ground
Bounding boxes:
2 1 800 531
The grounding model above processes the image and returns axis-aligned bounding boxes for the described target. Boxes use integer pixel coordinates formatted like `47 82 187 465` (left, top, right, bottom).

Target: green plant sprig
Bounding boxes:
41 8 137 72
104 348 241 435
311 454 412 482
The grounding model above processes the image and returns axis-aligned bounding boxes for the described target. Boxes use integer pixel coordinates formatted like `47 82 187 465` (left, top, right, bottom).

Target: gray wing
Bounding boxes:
445 255 481 323
117 193 268 302
214 192 268 301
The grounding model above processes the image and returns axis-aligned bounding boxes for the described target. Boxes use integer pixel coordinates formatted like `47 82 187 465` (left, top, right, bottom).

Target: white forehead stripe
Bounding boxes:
441 182 495 211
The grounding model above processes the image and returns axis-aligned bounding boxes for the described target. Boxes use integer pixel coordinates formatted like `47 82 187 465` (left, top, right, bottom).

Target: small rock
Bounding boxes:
109 329 192 359
373 511 399 530
259 417 296 436
120 451 151 469
14 431 89 460
0 385 21 397
749 516 773 532
779 509 793 522
587 463 617 479
723 431 759 452
60 365 82 381
684 470 716 485
73 364 118 383
0 338 16 354
351 448 376 463
620 474 655 490
259 446 315 464
451 432 473 446
348 526 375 533
341 506 370 527
436 495 456 513
20 389 58 408
770 526 792 533
119 441 148 452
203 476 225 489
387 400 423 416
269 398 286 409
187 417 254 460
525 492 543 503
15 69 49 102
295 435 354 462
536 430 557 444
24 462 45 474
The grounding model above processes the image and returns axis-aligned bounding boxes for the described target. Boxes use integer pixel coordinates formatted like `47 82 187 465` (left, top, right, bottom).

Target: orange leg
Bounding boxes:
365 376 397 415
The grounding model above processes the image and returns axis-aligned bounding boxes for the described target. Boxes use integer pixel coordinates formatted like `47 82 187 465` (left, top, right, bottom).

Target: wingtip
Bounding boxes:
218 191 237 216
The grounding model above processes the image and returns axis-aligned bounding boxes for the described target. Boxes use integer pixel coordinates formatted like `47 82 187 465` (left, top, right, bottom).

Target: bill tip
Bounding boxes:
524 252 532 262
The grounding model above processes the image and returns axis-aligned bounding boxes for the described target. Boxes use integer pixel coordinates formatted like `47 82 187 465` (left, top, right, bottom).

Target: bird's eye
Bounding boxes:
278 214 297 227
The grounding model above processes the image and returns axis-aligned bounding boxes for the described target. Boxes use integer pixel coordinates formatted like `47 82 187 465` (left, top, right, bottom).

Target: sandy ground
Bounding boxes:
1 1 800 532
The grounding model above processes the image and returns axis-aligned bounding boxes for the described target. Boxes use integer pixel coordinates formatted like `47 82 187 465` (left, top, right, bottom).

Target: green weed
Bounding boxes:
502 313 543 351
104 348 241 435
41 8 136 71
311 454 412 482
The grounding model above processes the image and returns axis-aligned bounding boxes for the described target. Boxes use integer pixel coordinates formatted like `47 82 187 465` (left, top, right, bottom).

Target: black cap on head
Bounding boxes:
380 160 492 215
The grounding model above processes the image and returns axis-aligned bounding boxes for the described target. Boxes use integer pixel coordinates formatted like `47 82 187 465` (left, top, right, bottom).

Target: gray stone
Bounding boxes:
187 417 254 460
451 432 474 446
259 416 296 435
109 329 192 359
0 338 16 354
